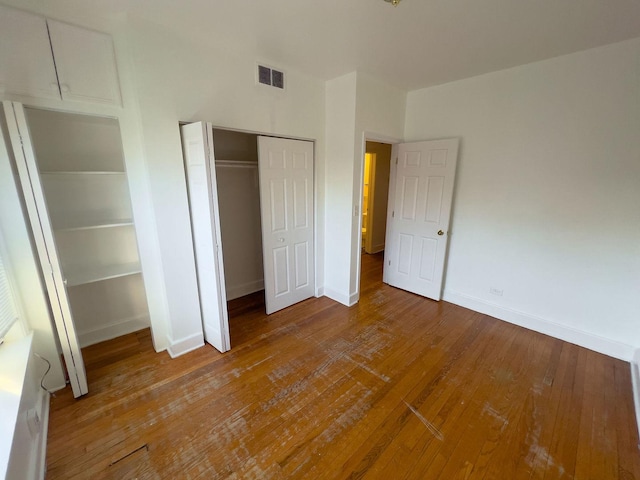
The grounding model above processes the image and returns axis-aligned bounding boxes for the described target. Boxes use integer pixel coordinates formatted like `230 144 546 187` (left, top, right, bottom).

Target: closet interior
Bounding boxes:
26 107 150 348
211 128 265 305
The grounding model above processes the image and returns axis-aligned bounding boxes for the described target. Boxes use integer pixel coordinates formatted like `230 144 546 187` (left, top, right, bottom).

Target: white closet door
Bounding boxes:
181 122 230 353
2 101 88 397
258 137 315 314
383 139 459 300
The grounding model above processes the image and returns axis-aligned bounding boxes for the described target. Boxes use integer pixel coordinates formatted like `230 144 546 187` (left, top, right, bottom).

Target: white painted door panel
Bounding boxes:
383 139 459 300
181 122 230 353
2 101 88 397
258 137 314 314
0 5 61 100
47 19 122 105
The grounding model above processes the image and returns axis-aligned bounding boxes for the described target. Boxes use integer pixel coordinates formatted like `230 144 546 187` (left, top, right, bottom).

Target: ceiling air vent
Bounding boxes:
257 64 285 90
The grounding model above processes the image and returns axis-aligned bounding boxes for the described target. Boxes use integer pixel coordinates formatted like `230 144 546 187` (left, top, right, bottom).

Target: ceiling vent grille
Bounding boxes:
257 64 285 90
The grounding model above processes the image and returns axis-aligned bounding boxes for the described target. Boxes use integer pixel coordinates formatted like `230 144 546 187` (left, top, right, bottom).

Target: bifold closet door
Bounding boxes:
2 101 88 397
181 122 230 353
257 136 315 315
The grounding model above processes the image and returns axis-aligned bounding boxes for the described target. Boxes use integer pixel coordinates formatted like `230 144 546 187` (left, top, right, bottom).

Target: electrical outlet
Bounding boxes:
489 287 503 296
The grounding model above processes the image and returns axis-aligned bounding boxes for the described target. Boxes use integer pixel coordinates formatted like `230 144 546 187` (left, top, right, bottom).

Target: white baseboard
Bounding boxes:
348 292 359 306
324 287 350 307
632 350 640 439
315 286 325 298
369 243 385 254
226 279 264 301
78 314 151 348
166 332 204 358
443 290 636 361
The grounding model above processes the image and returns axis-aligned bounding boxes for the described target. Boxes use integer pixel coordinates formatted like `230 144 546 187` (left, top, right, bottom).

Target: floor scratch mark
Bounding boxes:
109 443 149 466
345 355 391 383
482 402 509 432
403 401 444 441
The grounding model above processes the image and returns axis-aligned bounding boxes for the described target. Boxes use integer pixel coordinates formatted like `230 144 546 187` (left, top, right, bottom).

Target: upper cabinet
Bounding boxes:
47 20 122 106
0 5 122 106
0 6 60 100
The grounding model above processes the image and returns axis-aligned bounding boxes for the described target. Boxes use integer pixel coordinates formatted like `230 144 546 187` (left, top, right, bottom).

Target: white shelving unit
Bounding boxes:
26 107 150 347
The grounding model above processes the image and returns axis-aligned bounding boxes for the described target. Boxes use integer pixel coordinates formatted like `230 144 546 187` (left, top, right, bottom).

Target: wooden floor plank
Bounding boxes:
46 252 640 479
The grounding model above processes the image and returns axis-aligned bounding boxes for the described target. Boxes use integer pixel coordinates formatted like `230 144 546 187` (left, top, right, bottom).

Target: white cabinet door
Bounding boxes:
258 137 315 314
181 122 230 353
3 101 88 397
0 5 61 100
47 19 122 106
383 139 459 300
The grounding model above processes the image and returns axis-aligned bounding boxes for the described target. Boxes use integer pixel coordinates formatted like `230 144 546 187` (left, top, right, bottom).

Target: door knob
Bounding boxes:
437 230 444 236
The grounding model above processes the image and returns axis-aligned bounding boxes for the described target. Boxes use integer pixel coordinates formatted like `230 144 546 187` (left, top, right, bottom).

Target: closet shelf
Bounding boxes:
40 170 126 175
215 159 258 169
54 218 134 232
65 262 142 287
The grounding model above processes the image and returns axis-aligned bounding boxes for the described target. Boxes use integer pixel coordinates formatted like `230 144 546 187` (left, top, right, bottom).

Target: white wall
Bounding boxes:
324 72 406 305
405 38 640 359
215 163 264 300
351 74 406 298
323 73 358 304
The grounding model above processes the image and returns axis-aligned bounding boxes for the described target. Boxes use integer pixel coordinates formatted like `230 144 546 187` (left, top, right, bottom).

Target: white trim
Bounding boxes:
348 292 359 306
225 279 264 301
315 286 325 298
77 314 150 348
166 332 204 358
369 243 385 254
443 289 636 361
324 287 350 307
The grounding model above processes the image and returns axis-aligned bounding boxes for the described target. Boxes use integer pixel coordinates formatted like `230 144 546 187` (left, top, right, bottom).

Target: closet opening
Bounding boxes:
211 129 267 328
4 103 153 396
182 122 316 352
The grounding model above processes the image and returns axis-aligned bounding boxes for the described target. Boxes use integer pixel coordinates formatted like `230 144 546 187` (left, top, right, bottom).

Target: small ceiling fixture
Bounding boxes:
384 0 401 5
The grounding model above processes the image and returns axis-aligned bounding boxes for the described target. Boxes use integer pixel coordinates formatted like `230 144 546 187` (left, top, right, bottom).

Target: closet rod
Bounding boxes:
215 160 258 169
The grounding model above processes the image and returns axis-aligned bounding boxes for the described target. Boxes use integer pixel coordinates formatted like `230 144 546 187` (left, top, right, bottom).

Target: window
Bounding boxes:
0 251 18 341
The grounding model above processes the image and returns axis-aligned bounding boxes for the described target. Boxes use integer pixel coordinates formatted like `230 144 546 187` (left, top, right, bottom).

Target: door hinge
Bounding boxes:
392 211 395 218
388 260 391 266
395 157 398 165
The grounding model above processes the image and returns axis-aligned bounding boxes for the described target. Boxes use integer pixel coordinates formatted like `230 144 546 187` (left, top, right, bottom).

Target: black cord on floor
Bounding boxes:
33 352 55 396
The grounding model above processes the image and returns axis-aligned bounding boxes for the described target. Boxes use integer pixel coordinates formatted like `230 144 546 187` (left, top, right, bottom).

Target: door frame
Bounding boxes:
205 124 321 297
353 132 403 301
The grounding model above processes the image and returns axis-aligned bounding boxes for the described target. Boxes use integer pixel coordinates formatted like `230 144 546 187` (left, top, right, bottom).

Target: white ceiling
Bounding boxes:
10 0 640 91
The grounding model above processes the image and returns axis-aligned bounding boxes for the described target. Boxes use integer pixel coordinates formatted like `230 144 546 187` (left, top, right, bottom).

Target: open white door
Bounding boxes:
181 122 230 353
383 139 459 300
2 101 88 397
258 137 315 314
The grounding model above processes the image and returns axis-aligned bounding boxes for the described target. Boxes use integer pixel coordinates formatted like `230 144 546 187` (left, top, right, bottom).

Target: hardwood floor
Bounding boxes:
47 252 640 479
